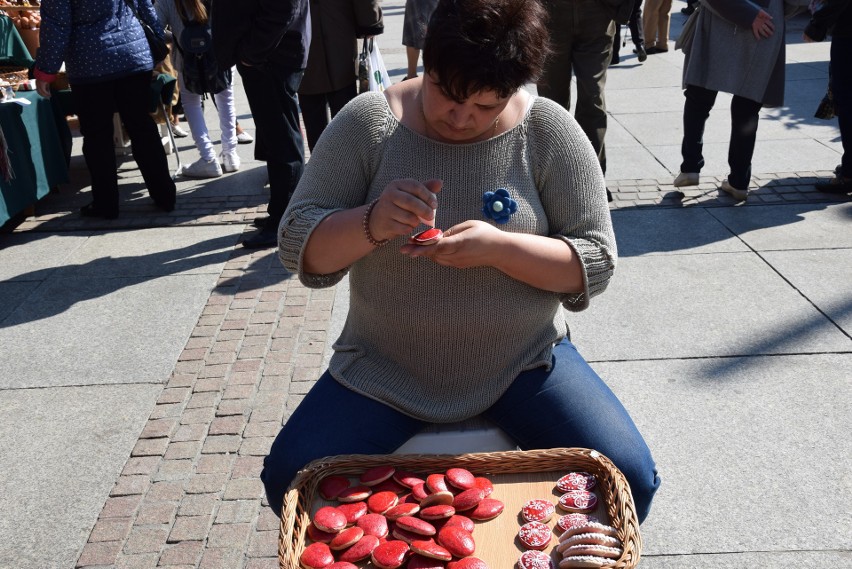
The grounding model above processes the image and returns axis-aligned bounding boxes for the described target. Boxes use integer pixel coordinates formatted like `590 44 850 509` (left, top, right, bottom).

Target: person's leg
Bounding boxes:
611 25 622 63
114 72 177 210
71 79 121 217
483 340 660 524
642 0 660 49
630 0 645 49
328 82 358 118
571 0 615 174
214 84 238 154
261 371 427 516
299 93 330 152
656 0 673 49
830 37 851 178
405 47 421 79
726 94 763 190
237 61 305 244
179 81 216 162
680 83 718 174
537 0 576 111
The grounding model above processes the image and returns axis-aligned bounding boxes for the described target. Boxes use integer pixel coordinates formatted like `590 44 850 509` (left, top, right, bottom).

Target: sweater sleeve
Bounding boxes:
34 0 71 75
278 93 392 287
528 98 617 312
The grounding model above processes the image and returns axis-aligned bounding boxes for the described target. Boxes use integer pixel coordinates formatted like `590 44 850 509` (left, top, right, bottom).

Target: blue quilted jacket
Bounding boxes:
35 0 164 84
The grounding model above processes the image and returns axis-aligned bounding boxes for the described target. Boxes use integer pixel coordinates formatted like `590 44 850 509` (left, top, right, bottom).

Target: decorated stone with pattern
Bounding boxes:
556 514 599 533
521 499 556 523
517 550 553 569
557 490 598 513
556 472 597 492
518 521 552 550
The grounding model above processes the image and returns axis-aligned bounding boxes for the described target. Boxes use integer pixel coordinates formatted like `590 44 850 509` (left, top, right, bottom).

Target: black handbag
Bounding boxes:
123 0 170 62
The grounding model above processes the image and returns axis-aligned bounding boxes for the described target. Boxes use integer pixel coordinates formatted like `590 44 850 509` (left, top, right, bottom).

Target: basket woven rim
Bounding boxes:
278 447 642 569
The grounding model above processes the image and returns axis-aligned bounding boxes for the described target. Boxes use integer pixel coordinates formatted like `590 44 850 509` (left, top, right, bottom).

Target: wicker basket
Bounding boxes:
0 66 29 90
279 447 642 569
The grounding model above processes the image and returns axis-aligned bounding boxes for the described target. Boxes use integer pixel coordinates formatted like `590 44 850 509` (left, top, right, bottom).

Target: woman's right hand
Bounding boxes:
751 9 774 40
367 178 442 242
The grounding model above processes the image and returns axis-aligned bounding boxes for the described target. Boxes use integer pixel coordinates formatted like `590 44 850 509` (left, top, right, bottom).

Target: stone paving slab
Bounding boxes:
611 208 750 256
594 355 852 556
0 281 35 321
0 274 220 389
0 231 92 281
638 552 852 568
568 252 851 362
0 384 161 569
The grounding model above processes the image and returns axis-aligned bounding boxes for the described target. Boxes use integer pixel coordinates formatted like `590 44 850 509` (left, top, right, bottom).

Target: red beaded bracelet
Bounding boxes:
362 199 389 247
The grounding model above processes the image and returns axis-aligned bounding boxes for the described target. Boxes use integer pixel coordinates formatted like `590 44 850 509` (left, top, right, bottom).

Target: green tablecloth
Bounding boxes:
0 14 35 69
0 90 70 226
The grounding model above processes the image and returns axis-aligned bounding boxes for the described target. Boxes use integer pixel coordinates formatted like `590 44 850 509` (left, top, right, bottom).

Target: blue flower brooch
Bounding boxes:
482 188 518 224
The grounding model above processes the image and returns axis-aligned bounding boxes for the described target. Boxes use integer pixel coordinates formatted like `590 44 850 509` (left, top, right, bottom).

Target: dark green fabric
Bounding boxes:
0 91 70 226
0 15 35 69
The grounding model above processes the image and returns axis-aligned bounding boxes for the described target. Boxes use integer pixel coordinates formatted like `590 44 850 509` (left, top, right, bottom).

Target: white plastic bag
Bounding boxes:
365 39 391 93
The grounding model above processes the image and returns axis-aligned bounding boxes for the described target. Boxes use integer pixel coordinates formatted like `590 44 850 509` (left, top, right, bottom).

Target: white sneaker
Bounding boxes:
673 172 699 187
720 179 748 201
180 157 222 178
236 131 254 144
219 151 241 173
172 124 190 138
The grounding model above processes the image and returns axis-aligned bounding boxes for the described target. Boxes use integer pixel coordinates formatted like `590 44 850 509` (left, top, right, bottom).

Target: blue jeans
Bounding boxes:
261 339 660 523
237 61 305 225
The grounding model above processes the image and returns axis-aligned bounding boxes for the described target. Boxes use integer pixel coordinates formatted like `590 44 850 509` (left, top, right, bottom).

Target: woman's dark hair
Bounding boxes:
422 0 551 102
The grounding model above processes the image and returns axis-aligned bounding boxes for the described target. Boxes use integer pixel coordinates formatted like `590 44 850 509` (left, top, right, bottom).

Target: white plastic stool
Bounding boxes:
394 417 518 454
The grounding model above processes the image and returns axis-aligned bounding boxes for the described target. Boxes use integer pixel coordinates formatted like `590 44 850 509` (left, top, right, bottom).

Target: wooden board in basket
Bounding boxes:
279 448 642 569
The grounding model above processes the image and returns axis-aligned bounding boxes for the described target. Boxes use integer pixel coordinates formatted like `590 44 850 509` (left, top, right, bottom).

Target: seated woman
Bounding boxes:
265 0 661 524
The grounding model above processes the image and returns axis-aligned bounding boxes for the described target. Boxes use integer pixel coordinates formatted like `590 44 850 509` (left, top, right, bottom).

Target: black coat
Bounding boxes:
805 0 852 40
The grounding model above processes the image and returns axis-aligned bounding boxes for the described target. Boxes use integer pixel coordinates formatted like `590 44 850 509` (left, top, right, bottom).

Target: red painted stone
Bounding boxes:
337 485 372 503
420 490 454 508
395 515 437 536
313 506 347 533
437 526 476 558
391 525 427 544
319 475 351 501
368 491 400 514
445 468 476 490
336 501 368 525
371 540 411 569
411 540 453 561
329 526 365 550
521 499 556 523
426 473 449 493
393 470 426 488
327 563 359 569
556 472 597 492
452 488 486 511
517 550 553 569
556 514 599 533
468 498 504 521
472 477 494 497
300 542 335 569
385 502 421 520
443 515 475 533
407 554 446 569
356 513 389 539
307 523 338 544
518 521 552 550
420 504 456 520
411 483 430 502
448 557 489 569
361 465 396 486
372 478 408 494
557 491 598 514
410 227 443 245
338 534 381 563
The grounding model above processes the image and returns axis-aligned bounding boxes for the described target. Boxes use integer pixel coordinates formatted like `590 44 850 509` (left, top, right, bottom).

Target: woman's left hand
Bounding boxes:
35 79 52 98
399 219 505 268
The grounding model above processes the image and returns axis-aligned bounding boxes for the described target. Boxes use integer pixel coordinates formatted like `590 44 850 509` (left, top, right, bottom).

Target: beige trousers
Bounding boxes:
643 0 673 50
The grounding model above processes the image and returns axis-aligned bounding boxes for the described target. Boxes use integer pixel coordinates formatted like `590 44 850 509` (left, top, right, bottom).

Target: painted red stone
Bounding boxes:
372 478 408 494
556 472 597 492
360 465 396 486
337 485 372 503
521 499 556 523
472 477 494 497
448 557 489 569
327 563 359 569
518 521 552 550
338 534 381 563
410 540 453 561
557 491 598 513
437 526 476 558
445 467 476 490
300 542 335 569
368 490 400 514
391 525 426 544
385 502 421 520
426 473 449 493
443 515 475 533
371 540 411 569
420 504 456 520
452 488 486 511
313 506 347 533
329 526 365 550
420 490 455 508
556 514 599 533
356 513 390 539
336 501 368 525
319 475 351 501
393 470 426 488
395 515 437 536
468 498 504 521
306 523 338 544
408 554 446 569
410 227 443 245
517 550 553 569
411 483 430 502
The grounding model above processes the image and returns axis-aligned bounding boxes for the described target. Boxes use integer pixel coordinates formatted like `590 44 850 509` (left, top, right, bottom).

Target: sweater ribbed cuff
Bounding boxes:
277 206 348 288
34 68 57 83
560 237 615 311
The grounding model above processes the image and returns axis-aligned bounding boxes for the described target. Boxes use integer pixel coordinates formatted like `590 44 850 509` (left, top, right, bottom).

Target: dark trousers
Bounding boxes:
613 0 645 57
300 83 358 152
680 84 763 190
538 0 615 174
237 62 305 225
831 37 851 178
71 72 176 214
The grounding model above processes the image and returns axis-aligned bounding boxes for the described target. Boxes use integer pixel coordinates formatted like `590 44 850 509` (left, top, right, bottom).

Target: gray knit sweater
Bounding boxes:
278 93 616 422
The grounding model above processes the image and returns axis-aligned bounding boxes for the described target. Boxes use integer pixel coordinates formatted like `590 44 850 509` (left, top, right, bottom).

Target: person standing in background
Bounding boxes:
804 0 852 194
299 0 383 151
401 0 439 80
643 0 673 53
612 0 648 64
211 0 311 248
34 0 176 219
